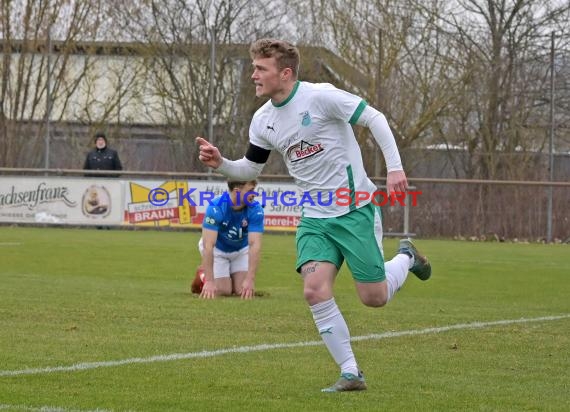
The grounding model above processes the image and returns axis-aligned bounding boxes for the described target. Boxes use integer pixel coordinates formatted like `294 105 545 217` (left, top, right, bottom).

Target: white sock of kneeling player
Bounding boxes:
384 254 411 302
310 298 359 376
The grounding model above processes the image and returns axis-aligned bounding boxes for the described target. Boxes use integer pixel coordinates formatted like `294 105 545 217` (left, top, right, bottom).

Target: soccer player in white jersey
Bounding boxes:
196 38 431 392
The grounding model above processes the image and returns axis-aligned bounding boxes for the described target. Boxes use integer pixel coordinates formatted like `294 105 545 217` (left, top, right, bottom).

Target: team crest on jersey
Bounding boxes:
300 111 312 126
241 218 248 227
286 140 324 162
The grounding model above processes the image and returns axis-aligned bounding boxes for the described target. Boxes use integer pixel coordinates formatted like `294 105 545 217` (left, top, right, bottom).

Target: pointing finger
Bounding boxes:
195 137 211 147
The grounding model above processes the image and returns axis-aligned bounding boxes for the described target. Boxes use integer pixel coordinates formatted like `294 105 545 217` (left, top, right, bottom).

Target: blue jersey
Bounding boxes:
202 195 265 252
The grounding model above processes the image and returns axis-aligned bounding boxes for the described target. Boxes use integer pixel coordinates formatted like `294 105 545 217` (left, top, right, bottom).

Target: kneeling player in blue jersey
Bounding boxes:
192 180 264 299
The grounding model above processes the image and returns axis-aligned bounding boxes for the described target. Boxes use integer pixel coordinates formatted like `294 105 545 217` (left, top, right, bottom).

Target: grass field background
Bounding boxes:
0 226 569 411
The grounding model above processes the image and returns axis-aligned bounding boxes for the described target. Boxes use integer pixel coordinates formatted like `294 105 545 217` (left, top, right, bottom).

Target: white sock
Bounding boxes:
384 254 410 302
310 298 358 376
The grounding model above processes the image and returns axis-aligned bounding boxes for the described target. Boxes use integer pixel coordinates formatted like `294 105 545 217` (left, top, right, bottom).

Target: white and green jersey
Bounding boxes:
249 81 378 218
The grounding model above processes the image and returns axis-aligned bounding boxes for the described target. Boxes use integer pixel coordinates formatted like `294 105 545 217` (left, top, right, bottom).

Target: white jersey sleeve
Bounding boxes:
215 156 265 180
355 105 403 172
312 83 366 123
249 101 276 151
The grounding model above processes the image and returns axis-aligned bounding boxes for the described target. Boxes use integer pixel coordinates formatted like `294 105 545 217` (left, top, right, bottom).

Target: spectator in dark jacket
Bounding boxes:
83 131 123 177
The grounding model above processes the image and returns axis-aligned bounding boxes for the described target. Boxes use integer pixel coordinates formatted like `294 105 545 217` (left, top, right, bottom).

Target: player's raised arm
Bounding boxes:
196 137 270 181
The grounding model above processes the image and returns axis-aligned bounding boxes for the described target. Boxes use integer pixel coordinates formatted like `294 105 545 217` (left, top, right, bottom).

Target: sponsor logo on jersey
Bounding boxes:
286 140 324 162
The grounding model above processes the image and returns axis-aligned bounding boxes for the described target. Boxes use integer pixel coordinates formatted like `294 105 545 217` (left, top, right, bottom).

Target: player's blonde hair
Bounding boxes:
249 38 299 78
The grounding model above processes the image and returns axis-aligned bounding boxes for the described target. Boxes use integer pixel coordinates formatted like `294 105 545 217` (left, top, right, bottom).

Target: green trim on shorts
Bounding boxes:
295 202 385 283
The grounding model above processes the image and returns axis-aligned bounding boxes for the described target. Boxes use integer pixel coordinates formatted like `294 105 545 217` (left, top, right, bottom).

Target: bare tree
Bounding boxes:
0 0 109 167
104 0 293 171
296 0 461 177
437 0 570 179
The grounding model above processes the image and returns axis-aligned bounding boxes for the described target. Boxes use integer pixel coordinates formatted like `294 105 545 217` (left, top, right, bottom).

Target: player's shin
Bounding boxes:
310 298 359 376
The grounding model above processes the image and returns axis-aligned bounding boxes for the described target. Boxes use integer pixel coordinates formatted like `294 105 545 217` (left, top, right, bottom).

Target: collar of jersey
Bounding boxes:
272 80 300 108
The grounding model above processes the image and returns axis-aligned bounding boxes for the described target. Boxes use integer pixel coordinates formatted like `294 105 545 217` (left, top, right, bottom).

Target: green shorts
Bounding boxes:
295 202 385 282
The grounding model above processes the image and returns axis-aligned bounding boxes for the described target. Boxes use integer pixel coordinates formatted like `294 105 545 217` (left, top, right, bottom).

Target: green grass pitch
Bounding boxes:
0 226 569 411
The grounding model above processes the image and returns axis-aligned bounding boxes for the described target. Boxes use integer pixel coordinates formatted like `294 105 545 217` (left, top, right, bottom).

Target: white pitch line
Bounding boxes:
1 314 568 378
0 242 22 246
0 405 111 412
